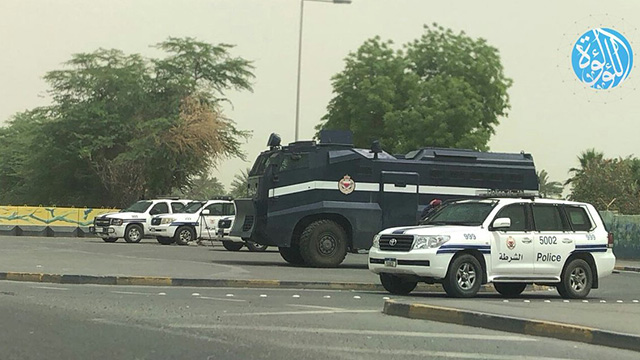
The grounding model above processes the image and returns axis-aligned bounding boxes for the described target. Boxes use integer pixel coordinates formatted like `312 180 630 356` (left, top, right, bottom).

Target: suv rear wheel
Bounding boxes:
442 254 483 298
557 259 592 299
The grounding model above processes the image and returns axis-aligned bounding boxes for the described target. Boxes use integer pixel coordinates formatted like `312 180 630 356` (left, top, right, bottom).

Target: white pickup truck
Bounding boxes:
148 199 268 251
90 198 191 243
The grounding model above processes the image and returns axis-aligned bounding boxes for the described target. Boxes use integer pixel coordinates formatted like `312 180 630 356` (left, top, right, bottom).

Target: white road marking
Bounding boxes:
225 293 234 297
503 300 509 303
223 309 379 316
382 296 390 300
582 300 589 303
112 291 151 296
617 300 623 303
198 296 246 303
353 295 361 299
287 304 345 311
191 293 200 296
523 300 530 303
600 300 606 303
158 292 166 296
167 324 537 342
31 286 68 291
633 300 639 303
323 295 331 299
544 300 551 303
292 294 300 298
563 300 570 303
260 294 267 298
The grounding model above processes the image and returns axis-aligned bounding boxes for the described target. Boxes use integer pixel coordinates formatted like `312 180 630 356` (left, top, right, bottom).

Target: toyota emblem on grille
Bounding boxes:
389 238 397 246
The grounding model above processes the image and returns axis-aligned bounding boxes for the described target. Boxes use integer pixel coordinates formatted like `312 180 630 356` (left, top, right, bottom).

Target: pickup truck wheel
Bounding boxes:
156 236 174 245
380 273 417 295
442 254 482 298
557 259 592 299
222 241 244 251
494 282 527 297
299 220 348 268
174 226 195 245
124 224 143 243
246 241 268 252
102 237 118 243
279 245 305 265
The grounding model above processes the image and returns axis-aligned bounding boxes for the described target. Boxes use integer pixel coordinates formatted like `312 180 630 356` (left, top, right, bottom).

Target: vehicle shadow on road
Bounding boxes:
210 259 368 269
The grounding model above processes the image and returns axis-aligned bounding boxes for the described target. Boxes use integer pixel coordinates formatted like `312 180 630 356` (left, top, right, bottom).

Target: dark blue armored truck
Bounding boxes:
231 132 538 267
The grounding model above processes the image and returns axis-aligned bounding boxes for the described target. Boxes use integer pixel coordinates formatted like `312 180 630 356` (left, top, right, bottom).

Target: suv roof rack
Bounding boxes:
156 196 181 200
475 189 540 199
210 196 233 201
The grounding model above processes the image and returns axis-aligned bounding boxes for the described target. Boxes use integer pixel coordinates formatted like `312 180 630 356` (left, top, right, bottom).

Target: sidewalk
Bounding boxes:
614 259 640 272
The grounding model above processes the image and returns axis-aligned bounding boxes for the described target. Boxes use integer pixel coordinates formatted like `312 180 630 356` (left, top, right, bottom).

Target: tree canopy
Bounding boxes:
316 24 512 154
0 37 253 207
537 170 564 199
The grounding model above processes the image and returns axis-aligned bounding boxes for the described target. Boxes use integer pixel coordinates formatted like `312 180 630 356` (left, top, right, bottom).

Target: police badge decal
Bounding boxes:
338 175 355 195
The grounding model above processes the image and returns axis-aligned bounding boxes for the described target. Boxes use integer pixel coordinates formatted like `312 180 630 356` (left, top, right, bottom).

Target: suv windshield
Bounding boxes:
123 201 152 213
422 200 497 226
183 201 205 214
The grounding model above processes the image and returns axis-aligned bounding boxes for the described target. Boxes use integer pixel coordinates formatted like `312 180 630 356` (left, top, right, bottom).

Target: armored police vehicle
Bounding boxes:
231 132 538 267
369 196 615 299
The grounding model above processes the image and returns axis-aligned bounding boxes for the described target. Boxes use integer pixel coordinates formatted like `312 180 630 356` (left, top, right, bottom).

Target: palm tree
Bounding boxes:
565 149 604 185
537 169 564 198
229 168 250 199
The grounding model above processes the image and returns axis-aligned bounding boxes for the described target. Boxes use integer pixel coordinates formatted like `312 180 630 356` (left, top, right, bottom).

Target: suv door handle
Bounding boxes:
562 238 573 244
521 237 533 244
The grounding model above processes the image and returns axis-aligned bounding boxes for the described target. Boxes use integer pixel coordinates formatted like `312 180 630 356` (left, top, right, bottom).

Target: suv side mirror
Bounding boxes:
202 209 210 215
492 217 511 229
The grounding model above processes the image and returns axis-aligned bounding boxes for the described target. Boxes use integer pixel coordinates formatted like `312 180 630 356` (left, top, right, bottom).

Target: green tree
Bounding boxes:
317 24 512 154
229 168 250 199
172 174 226 200
568 157 640 214
565 148 605 186
0 38 253 207
537 169 564 198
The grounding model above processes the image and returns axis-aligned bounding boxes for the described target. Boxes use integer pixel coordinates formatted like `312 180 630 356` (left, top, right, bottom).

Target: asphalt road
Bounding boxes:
1 281 639 360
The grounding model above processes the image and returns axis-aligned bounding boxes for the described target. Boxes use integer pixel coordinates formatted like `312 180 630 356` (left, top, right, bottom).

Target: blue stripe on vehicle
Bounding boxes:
576 244 607 248
122 219 146 223
436 247 491 255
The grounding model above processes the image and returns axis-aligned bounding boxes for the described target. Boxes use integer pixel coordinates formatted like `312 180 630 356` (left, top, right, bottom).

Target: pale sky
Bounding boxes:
1 0 639 191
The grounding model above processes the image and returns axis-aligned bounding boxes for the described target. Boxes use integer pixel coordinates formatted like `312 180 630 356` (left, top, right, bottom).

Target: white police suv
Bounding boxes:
90 198 191 243
369 197 615 299
148 199 266 251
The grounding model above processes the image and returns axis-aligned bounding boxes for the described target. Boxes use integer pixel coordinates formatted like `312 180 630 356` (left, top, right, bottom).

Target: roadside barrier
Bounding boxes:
0 206 118 237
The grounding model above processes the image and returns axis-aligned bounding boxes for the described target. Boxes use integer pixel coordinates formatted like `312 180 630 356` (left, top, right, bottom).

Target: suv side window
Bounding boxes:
565 206 593 231
532 204 568 231
150 202 169 215
223 203 235 216
204 203 224 216
171 202 185 213
494 203 527 231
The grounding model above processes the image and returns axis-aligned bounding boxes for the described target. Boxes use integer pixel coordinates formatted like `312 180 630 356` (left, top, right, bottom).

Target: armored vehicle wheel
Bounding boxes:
380 273 417 295
222 241 244 251
102 237 118 243
299 220 348 268
557 259 592 299
124 224 143 243
156 236 174 245
442 254 483 298
174 226 195 245
494 282 526 297
278 245 305 265
246 241 268 252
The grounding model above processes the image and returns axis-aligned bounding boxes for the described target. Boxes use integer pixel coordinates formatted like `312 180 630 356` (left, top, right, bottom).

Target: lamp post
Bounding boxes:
294 0 352 141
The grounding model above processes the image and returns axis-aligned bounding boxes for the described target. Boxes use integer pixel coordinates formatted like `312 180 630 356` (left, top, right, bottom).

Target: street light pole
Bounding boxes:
294 0 352 142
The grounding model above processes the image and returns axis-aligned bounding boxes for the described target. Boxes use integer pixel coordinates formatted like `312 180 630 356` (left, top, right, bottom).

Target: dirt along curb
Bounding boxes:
382 300 640 352
0 271 553 292
614 266 640 273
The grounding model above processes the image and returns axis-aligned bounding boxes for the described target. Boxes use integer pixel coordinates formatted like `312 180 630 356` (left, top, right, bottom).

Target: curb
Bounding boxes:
614 266 640 273
0 271 550 292
382 300 640 352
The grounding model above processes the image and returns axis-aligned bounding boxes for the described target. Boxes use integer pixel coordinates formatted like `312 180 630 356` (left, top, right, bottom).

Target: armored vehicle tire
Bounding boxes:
246 241 268 252
222 241 244 251
157 236 174 245
557 259 593 299
124 224 143 243
299 220 348 268
102 237 118 243
279 245 305 265
380 273 417 295
494 282 527 297
174 226 195 245
442 254 483 298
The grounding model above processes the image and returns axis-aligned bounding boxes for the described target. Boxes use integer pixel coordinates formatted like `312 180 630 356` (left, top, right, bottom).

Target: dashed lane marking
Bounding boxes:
31 286 68 291
260 294 267 298
198 296 246 303
353 295 361 299
225 293 234 297
323 295 331 299
111 291 152 296
158 292 166 296
191 293 200 296
292 294 301 298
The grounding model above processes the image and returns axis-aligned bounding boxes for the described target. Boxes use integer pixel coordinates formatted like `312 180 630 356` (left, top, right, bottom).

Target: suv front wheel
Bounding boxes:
442 254 483 298
124 224 143 243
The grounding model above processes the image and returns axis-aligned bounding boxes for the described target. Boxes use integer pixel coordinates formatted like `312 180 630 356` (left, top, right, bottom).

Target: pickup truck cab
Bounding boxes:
90 198 190 243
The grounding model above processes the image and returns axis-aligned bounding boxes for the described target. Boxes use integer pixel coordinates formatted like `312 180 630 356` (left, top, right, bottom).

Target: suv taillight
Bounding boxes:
607 232 614 248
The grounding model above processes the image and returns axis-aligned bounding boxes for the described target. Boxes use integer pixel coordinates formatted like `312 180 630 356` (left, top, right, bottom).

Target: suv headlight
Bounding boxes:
160 218 175 225
111 218 123 226
372 234 381 249
412 235 450 250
